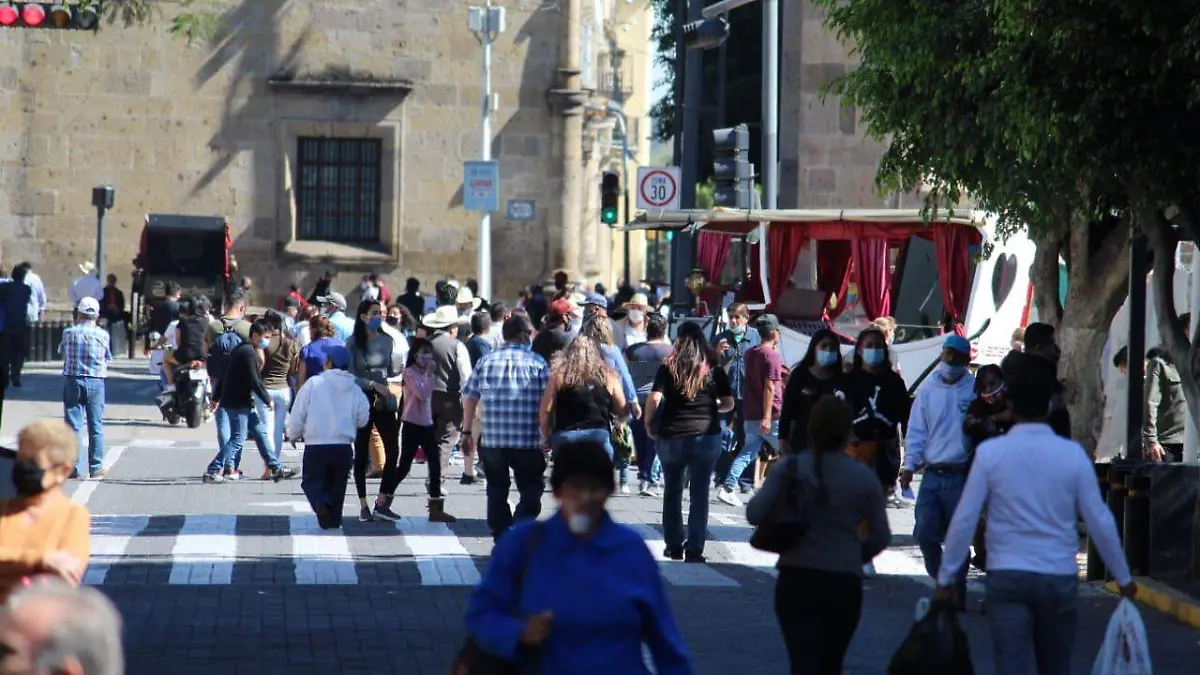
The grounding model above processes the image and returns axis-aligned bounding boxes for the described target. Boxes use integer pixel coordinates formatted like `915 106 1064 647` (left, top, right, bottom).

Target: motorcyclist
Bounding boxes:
159 296 212 400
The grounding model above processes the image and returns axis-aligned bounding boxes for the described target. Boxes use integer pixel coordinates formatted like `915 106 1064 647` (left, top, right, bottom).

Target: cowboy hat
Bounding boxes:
627 293 650 308
78 261 96 275
455 286 483 310
422 305 460 329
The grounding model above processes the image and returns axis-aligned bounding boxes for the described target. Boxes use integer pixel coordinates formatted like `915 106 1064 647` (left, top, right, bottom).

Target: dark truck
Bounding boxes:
132 214 233 352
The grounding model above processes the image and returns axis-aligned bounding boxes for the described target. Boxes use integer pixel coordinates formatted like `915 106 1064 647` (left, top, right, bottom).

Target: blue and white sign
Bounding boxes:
506 199 536 221
463 160 500 212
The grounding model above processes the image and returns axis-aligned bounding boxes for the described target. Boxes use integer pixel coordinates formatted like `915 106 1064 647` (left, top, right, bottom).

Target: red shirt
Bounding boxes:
742 344 783 421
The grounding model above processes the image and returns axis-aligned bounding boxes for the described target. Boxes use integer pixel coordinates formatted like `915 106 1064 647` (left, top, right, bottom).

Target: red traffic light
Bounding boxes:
20 2 43 26
0 4 18 25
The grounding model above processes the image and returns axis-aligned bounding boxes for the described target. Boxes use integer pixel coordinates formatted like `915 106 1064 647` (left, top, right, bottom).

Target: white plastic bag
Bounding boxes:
1092 598 1153 675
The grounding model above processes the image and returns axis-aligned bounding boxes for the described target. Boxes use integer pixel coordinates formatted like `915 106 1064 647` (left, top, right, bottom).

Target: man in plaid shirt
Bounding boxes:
461 314 549 542
59 297 112 478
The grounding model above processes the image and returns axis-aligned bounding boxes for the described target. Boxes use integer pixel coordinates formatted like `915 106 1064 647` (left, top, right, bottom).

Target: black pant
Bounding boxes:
480 446 547 540
432 391 463 479
1162 442 1184 462
399 422 442 497
301 444 353 528
775 567 863 675
5 332 25 385
353 406 401 499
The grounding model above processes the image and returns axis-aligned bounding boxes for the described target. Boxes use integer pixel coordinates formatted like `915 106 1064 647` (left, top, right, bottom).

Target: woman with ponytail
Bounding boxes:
746 395 890 675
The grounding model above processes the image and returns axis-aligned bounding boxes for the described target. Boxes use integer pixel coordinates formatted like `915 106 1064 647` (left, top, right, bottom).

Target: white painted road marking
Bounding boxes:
290 515 358 585
395 517 481 586
628 522 738 587
168 515 238 585
71 445 126 506
84 515 150 585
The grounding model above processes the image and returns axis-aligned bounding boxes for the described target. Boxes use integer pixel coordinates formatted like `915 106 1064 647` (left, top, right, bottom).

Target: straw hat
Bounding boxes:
455 286 483 310
422 305 460 329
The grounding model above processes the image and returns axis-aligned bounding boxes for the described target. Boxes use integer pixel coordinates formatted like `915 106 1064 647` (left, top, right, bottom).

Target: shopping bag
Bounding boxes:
1092 598 1153 675
748 455 811 554
888 597 975 675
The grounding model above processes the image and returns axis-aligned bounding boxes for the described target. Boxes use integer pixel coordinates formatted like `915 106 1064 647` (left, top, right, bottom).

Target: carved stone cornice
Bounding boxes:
547 88 591 117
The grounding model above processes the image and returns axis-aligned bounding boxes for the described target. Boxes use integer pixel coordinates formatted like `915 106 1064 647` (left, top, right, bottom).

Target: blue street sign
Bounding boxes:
506 199 536 221
463 160 500 212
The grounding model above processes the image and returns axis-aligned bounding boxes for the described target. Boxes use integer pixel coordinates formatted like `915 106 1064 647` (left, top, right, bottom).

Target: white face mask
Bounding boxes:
627 310 645 323
566 512 592 535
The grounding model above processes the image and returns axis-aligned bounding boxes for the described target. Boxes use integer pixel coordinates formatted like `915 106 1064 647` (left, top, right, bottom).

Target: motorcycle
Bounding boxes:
158 361 210 429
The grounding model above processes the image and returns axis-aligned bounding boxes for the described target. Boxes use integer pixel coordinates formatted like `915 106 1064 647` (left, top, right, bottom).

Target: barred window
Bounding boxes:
296 137 382 242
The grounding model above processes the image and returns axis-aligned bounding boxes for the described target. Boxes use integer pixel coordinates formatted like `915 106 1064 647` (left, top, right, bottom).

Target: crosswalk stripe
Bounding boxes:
290 515 357 585
394 518 482 586
169 515 237 585
85 515 150 585
628 523 739 587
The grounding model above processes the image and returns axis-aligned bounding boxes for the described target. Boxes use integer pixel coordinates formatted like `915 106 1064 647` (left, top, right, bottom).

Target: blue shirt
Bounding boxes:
462 344 549 450
329 311 355 342
713 326 760 400
465 513 692 674
299 337 345 378
600 343 637 404
59 321 112 378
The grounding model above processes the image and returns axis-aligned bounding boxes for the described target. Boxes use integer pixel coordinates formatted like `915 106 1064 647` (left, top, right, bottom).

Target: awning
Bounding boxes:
622 207 988 236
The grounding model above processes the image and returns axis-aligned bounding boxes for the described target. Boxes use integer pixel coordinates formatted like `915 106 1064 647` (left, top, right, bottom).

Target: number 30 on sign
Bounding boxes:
636 166 681 211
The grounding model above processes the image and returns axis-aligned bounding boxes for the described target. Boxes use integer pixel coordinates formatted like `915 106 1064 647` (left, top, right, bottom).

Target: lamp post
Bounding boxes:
91 185 114 283
468 1 505 301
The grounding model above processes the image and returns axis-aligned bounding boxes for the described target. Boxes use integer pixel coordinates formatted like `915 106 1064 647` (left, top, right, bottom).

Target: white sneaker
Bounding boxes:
863 562 877 577
716 487 742 507
620 484 631 495
638 480 653 496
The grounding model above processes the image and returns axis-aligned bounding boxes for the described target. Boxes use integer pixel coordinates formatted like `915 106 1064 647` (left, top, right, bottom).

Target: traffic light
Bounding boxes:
712 124 754 208
0 2 99 29
601 171 620 225
682 16 730 51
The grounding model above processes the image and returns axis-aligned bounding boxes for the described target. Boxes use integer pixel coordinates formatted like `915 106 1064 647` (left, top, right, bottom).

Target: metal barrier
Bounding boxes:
24 320 69 363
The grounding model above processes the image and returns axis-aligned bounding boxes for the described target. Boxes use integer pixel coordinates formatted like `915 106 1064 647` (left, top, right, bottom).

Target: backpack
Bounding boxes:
206 323 244 383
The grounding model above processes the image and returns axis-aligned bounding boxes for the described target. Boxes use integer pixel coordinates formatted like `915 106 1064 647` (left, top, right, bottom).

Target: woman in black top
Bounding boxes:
845 326 911 495
778 328 847 453
644 322 735 562
539 336 627 459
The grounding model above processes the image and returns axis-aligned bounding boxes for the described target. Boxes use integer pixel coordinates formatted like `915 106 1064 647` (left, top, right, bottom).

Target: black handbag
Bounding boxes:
749 455 811 554
453 524 545 674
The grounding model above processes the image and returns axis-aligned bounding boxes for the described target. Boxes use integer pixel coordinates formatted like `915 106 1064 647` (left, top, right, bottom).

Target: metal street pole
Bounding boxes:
95 205 106 284
472 0 503 301
762 0 778 210
671 0 704 314
1126 233 1148 460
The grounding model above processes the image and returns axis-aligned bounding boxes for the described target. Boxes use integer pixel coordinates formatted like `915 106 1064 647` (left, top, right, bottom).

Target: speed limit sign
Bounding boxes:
636 166 681 211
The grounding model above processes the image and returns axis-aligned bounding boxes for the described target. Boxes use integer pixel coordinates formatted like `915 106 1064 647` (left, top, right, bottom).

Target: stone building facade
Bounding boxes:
0 0 654 310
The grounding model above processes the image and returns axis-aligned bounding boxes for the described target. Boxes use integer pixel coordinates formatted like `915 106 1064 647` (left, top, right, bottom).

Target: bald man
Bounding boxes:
0 579 124 675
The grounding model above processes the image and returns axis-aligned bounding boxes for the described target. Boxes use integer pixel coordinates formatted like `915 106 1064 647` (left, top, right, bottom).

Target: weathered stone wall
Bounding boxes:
0 0 570 307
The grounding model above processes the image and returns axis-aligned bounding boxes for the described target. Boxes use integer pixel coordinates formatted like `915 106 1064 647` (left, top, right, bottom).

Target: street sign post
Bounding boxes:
463 160 500 212
636 166 682 211
506 199 536 221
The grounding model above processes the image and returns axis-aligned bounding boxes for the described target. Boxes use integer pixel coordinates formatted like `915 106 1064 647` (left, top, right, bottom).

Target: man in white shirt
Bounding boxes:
69 261 103 306
937 367 1135 675
18 261 46 323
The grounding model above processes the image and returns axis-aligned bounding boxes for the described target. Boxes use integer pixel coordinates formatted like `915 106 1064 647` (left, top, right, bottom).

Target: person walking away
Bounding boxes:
307 270 334 306
10 263 43 388
256 312 300 476
0 580 126 675
625 312 672 496
899 334 976 608
287 345 370 529
149 281 183 346
936 367 1137 675
483 302 508 349
711 303 760 490
465 312 494 367
462 440 692 674
394 338 457 522
59 299 111 480
67 262 102 307
962 364 1013 570
423 306 475 485
98 274 128 347
398 277 425 320
1095 347 1129 462
296 315 343 386
317 292 355 342
204 320 294 483
1144 344 1188 462
611 292 651 351
718 314 785 507
531 299 572 362
578 317 639 490
462 315 549 542
0 268 32 422
346 299 407 522
747 396 890 675
643 321 735 562
540 337 627 459
159 296 209 400
0 420 92 600
777 329 848 454
1000 322 1070 438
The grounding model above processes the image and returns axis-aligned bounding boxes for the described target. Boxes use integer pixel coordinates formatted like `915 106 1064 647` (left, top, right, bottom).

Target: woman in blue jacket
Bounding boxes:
463 441 692 674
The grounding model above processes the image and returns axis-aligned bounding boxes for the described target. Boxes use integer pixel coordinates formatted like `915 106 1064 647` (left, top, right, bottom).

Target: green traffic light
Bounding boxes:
601 207 618 225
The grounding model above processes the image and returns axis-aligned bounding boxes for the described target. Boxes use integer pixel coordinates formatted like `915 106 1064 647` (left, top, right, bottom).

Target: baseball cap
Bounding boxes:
324 345 352 370
549 298 573 316
943 334 971 355
317 292 347 311
76 297 100 317
582 292 608 309
755 313 780 333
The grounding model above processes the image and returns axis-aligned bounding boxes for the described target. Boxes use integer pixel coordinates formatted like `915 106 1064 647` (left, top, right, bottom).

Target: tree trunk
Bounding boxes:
1144 205 1200 437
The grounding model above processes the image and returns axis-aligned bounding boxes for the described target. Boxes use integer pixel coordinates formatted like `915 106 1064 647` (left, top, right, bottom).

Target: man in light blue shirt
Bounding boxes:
319 292 355 342
900 334 976 607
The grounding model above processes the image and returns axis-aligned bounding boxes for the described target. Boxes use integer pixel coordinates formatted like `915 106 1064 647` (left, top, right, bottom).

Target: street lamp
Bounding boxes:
467 1 505 301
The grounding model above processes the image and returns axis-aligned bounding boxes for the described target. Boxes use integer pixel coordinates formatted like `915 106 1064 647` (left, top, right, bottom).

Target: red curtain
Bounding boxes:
767 226 807 308
851 238 890 320
817 240 852 320
696 232 732 285
934 224 971 335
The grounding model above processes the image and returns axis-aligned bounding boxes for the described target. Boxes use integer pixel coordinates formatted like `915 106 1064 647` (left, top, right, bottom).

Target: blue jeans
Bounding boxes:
658 433 722 554
209 408 281 475
631 410 660 485
985 570 1078 675
724 418 777 491
63 377 105 476
214 407 276 472
913 470 969 597
254 387 292 458
550 428 613 460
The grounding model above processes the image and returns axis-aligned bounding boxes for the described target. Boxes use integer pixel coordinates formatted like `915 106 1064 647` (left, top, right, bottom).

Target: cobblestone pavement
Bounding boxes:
5 361 1200 674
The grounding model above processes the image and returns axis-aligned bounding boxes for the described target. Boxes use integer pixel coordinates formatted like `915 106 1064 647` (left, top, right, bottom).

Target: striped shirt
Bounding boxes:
462 344 549 450
59 321 112 378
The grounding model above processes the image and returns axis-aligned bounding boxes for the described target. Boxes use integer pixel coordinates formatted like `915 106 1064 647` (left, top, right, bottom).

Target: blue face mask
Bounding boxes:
732 324 747 335
816 350 839 367
368 316 383 332
257 338 270 350
942 363 967 380
863 348 886 366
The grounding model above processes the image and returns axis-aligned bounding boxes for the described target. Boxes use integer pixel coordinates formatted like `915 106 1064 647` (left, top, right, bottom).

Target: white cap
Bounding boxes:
77 297 100 317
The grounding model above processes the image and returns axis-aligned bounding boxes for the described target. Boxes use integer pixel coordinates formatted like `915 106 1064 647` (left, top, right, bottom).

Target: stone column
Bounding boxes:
548 0 585 281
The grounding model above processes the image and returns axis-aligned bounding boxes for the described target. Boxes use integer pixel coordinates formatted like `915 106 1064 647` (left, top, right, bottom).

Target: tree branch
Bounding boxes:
1144 202 1187 361
1031 231 1065 328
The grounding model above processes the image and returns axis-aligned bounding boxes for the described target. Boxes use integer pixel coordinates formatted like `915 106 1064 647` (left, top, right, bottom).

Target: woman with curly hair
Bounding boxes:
539 336 627 459
644 322 735 562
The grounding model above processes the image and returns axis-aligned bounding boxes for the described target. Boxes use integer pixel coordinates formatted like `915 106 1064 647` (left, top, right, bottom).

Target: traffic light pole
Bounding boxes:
471 0 504 301
671 0 704 314
762 0 778 210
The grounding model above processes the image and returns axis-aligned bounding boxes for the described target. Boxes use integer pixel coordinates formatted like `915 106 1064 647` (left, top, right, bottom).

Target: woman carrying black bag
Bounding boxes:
746 395 891 675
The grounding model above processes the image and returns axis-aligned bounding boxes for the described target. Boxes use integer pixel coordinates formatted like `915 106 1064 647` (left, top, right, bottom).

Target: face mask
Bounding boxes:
627 310 645 323
862 348 886 366
943 364 967 380
981 385 1005 402
566 512 592 535
583 309 597 325
385 316 399 327
732 324 747 335
368 316 383 332
417 353 433 367
11 459 47 497
257 338 270 350
816 350 839 367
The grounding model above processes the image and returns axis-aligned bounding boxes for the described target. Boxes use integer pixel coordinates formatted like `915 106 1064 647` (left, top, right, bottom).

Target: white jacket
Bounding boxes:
287 369 370 446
